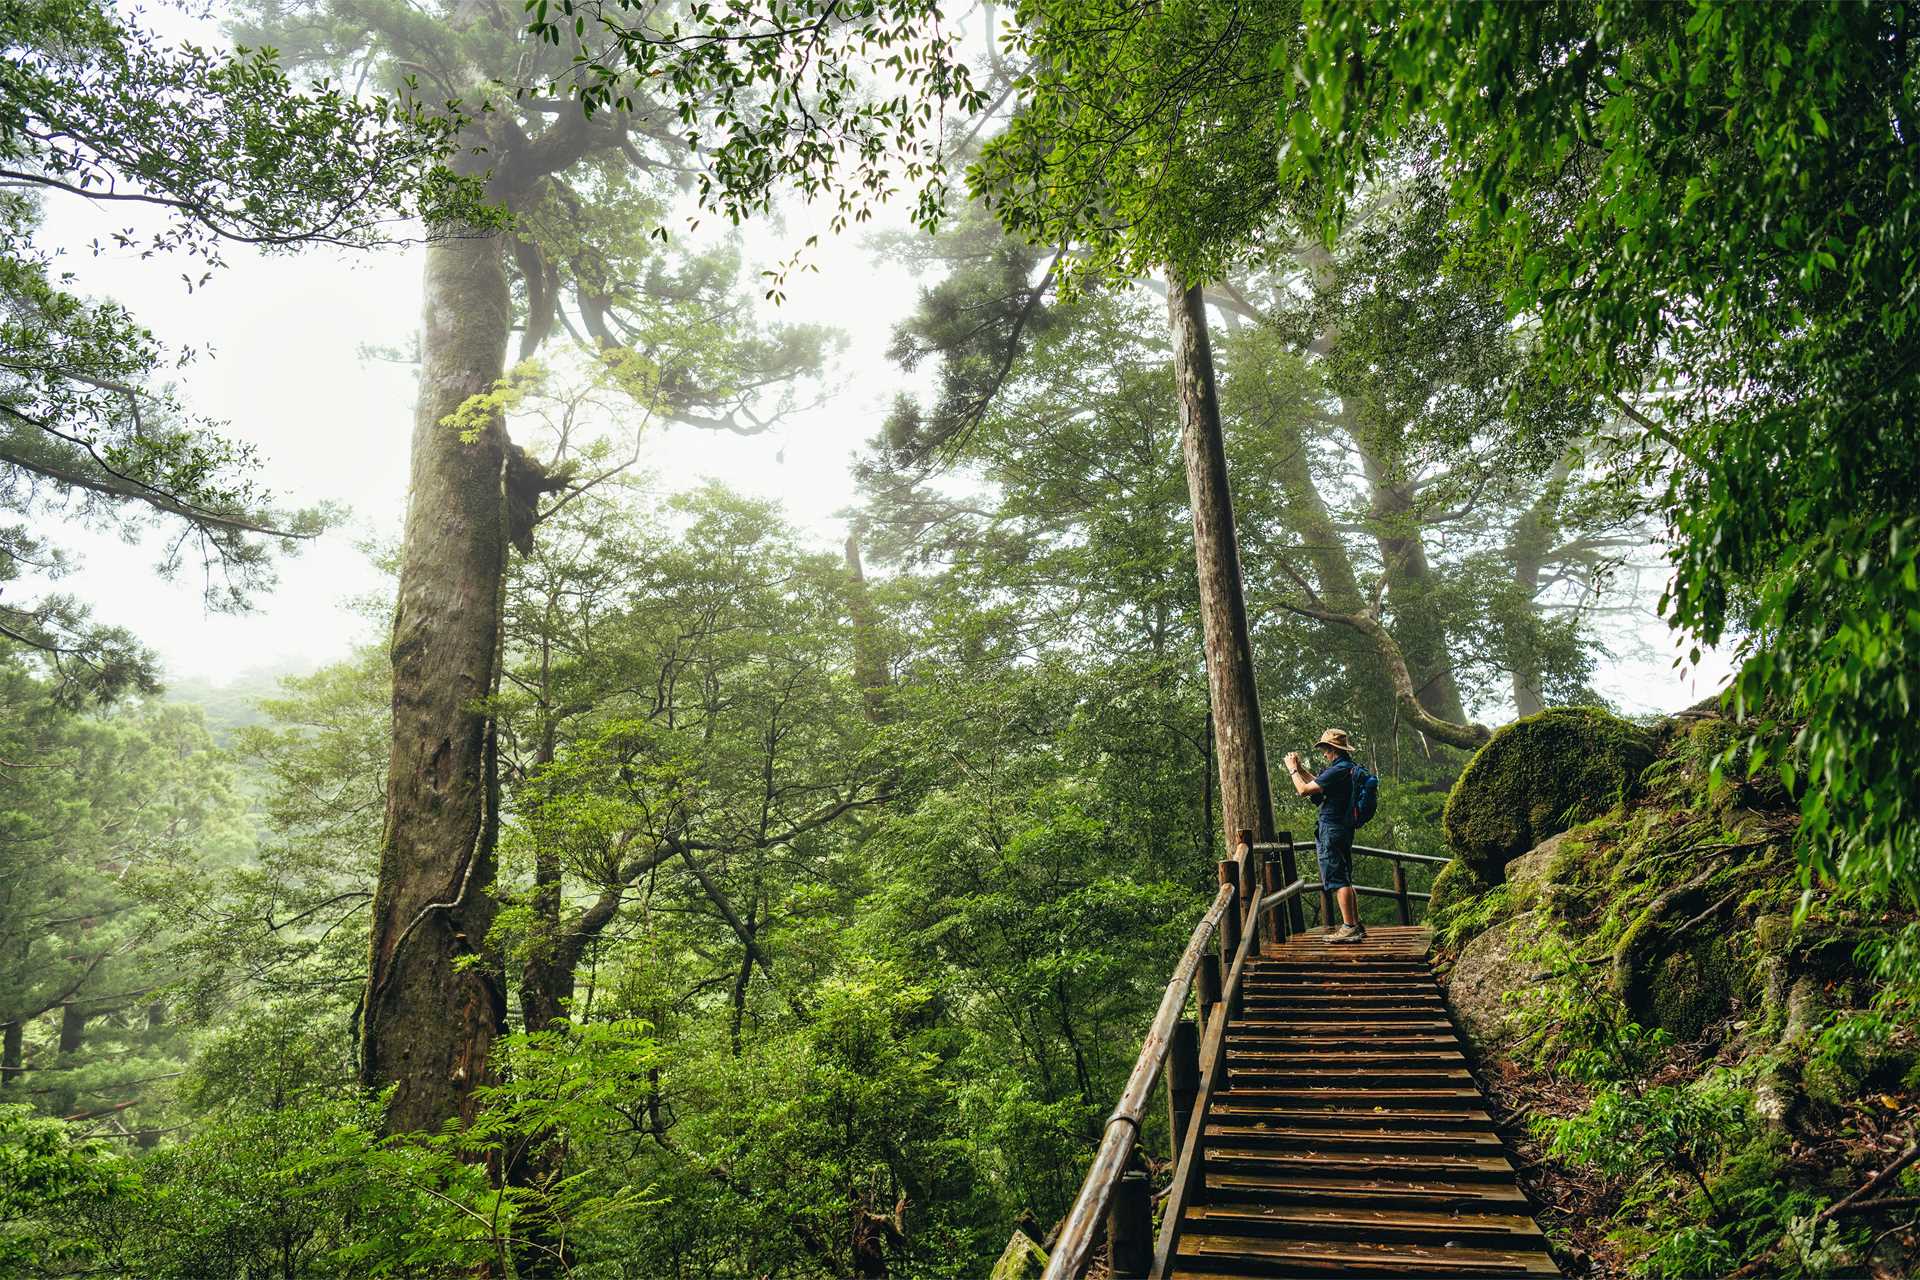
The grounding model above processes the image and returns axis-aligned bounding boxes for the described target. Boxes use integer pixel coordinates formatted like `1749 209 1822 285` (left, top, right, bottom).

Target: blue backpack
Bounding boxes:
1348 762 1380 829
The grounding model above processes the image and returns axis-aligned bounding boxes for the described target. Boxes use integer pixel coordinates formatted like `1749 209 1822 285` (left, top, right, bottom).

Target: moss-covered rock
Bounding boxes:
1646 934 1740 1040
989 1231 1047 1280
1448 912 1539 1058
1503 826 1597 915
1428 857 1491 918
1442 708 1655 882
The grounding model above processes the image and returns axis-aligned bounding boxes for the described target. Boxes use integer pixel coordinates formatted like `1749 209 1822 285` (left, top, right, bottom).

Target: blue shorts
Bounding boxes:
1317 823 1354 890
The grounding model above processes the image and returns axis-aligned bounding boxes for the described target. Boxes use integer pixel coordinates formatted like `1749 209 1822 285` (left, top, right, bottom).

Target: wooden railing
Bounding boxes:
1041 831 1443 1280
1257 839 1450 932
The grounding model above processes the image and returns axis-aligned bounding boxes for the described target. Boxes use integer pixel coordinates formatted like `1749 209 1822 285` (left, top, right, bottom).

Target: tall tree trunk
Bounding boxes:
58 1002 86 1057
2 1021 21 1085
1165 274 1295 921
1268 412 1401 751
1355 440 1470 727
845 533 892 724
1505 455 1575 716
361 211 512 1135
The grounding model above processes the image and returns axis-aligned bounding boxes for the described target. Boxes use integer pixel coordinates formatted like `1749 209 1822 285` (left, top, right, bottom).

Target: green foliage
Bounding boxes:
1429 879 1508 954
1442 708 1654 881
1286 0 1920 918
1 0 488 696
532 0 987 242
0 1104 131 1273
973 0 1303 288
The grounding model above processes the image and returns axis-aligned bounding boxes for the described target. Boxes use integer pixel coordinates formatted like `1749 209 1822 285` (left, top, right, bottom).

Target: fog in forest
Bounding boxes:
5 4 1915 1279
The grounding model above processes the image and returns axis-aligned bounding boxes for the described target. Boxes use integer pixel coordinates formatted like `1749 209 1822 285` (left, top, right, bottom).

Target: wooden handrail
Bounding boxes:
1355 843 1450 866
1148 870 1282 1280
1040 875 1239 1280
1046 832 1437 1279
1249 877 1312 919
1251 839 1450 868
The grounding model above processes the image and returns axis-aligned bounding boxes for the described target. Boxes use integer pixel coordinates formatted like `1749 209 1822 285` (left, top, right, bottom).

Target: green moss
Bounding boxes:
1442 708 1657 881
1646 936 1739 1040
1428 857 1491 918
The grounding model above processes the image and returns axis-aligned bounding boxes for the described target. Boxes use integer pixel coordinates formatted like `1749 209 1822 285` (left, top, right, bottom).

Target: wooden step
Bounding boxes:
1182 1201 1548 1248
1218 1086 1486 1111
1223 1030 1460 1052
1236 990 1443 997
1208 1105 1497 1133
1253 959 1432 972
1239 1009 1453 1025
1174 1232 1560 1276
1205 1147 1518 1184
1244 990 1443 1005
1223 1068 1476 1090
1206 1171 1529 1211
1226 1050 1469 1069
1204 1123 1508 1155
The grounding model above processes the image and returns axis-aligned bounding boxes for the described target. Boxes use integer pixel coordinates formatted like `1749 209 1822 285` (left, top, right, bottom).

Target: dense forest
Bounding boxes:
3 1 1917 1277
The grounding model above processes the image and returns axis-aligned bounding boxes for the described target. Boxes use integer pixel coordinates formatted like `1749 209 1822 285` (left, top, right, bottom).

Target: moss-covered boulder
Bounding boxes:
1428 857 1491 919
989 1231 1047 1280
1448 913 1539 1058
1503 826 1593 913
1442 708 1655 882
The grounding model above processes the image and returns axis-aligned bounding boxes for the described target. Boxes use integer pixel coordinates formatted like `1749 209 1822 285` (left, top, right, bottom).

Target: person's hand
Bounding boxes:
1284 751 1301 770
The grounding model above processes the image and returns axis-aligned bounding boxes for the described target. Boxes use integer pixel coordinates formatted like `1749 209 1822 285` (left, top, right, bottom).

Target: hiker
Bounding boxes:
1284 728 1365 944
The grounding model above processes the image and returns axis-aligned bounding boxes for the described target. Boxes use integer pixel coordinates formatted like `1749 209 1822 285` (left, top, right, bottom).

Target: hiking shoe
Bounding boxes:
1325 924 1359 943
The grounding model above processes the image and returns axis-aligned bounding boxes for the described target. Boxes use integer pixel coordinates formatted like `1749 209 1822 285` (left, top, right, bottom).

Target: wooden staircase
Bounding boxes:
1167 925 1558 1278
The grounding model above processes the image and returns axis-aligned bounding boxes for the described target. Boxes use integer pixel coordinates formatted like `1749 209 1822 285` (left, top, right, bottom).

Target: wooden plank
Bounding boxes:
1183 1202 1545 1240
1204 1147 1518 1179
1205 1171 1530 1207
1176 1233 1557 1272
1174 1244 1557 1278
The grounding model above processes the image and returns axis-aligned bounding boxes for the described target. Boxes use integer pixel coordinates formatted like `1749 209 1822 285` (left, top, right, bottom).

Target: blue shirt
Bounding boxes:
1311 758 1356 830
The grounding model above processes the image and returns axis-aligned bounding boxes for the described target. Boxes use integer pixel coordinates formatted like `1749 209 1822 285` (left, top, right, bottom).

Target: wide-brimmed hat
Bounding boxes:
1314 728 1354 753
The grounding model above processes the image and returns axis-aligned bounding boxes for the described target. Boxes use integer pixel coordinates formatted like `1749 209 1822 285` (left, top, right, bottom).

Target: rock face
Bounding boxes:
1503 827 1592 913
1442 708 1655 882
989 1231 1048 1280
1447 912 1541 1057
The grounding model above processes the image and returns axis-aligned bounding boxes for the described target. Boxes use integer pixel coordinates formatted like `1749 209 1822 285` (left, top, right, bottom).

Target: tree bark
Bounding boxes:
1279 597 1493 750
1166 273 1294 919
2 1020 21 1085
361 210 513 1135
58 1002 86 1056
845 533 892 724
1354 436 1470 727
1504 454 1575 716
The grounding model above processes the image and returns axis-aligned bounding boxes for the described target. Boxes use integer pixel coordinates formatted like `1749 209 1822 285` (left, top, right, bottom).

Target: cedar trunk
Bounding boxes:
361 218 512 1134
1165 275 1297 924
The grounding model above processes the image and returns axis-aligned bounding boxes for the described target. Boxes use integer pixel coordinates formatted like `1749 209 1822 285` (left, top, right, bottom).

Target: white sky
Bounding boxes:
27 13 1733 718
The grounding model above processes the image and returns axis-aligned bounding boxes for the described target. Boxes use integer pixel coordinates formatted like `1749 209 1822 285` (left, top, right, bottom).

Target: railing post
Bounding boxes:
1166 1017 1200 1159
1108 1168 1152 1278
1320 884 1335 935
1236 828 1259 949
1216 860 1241 966
1392 860 1412 926
1277 830 1305 933
1263 861 1285 941
1198 952 1222 1030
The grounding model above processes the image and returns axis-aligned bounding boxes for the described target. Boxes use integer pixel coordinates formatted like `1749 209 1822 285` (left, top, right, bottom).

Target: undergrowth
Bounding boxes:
1447 716 1920 1277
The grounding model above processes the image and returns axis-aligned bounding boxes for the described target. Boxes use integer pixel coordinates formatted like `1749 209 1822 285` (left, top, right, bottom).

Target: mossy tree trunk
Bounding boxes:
1167 273 1294 913
361 209 513 1135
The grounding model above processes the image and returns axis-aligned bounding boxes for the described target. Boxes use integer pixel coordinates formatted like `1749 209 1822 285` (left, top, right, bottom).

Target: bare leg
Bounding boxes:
1338 885 1360 929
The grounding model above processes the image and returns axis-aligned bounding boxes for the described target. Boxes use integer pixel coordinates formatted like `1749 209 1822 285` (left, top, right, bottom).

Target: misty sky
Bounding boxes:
31 89 1733 717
